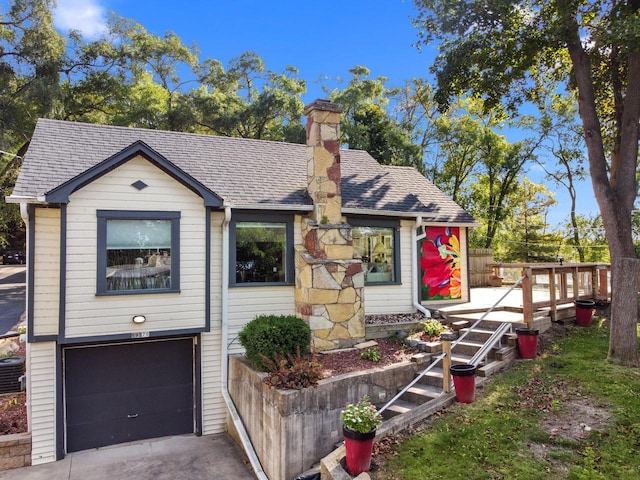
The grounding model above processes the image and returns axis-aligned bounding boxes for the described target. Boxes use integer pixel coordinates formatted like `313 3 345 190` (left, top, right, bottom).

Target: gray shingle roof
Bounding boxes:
10 118 476 224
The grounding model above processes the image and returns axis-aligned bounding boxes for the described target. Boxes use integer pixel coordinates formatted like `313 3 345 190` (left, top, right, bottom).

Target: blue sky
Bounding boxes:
48 0 598 225
53 0 432 102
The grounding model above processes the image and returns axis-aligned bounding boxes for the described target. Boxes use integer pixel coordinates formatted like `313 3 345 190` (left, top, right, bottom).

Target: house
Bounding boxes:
7 99 476 467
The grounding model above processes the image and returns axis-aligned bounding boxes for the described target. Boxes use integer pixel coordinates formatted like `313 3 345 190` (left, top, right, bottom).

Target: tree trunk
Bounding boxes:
608 257 640 367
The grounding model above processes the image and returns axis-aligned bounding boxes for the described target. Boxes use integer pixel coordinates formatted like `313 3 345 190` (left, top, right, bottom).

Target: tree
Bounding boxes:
328 66 423 171
393 79 441 179
498 178 560 263
468 131 538 249
532 95 589 261
413 0 640 366
0 0 65 154
191 51 306 142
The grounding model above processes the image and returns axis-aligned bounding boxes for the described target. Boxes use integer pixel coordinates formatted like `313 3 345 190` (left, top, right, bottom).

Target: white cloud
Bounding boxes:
53 0 108 39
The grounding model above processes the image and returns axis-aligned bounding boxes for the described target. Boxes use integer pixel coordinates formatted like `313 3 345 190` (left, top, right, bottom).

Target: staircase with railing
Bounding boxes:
379 276 527 420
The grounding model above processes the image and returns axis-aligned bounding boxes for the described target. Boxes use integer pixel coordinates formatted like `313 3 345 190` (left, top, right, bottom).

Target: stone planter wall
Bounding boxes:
365 321 422 340
0 432 31 471
227 354 419 480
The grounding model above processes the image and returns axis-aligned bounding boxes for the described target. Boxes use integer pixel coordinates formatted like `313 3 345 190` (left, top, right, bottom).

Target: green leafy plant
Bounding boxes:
341 395 383 434
360 346 381 362
420 318 445 337
238 314 311 371
262 348 322 390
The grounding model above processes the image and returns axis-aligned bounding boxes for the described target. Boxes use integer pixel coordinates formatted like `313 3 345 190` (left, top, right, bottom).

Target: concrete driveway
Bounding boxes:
0 434 256 480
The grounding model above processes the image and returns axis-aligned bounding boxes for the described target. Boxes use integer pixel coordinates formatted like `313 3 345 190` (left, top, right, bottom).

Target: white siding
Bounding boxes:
33 208 61 336
201 213 225 434
64 156 207 338
364 219 416 314
27 342 57 465
200 332 224 434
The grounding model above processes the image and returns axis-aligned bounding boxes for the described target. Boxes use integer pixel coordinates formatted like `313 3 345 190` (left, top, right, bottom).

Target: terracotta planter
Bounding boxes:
343 427 376 475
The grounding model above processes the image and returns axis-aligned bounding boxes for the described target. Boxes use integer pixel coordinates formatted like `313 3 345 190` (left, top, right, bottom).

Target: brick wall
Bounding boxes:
0 432 31 471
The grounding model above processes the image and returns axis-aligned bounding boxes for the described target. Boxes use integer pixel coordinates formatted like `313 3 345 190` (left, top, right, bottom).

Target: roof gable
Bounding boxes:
45 140 223 207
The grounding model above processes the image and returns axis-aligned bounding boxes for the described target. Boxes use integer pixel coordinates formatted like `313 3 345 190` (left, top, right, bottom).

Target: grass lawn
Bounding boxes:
372 316 640 480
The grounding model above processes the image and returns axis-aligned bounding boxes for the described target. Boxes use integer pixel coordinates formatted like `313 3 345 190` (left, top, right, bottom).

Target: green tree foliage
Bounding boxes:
560 213 609 263
496 178 560 263
192 51 306 142
413 0 640 366
328 66 423 171
531 95 588 261
0 0 65 153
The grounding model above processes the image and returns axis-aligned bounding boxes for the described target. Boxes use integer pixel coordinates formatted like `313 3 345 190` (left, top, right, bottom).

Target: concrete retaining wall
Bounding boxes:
0 432 31 471
227 355 419 480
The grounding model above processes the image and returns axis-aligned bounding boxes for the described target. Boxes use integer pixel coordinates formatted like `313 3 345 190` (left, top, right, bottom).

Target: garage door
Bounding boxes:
65 338 194 453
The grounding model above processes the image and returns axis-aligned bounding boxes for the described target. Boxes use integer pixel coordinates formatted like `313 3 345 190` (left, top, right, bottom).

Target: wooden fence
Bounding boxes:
469 248 494 287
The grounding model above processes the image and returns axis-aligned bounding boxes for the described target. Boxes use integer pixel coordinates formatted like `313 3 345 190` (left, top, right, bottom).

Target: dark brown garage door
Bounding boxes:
65 338 194 453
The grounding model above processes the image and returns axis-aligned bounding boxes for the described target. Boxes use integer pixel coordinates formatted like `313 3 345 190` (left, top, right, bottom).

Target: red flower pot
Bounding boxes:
515 328 539 359
450 364 476 403
575 300 595 327
343 427 376 475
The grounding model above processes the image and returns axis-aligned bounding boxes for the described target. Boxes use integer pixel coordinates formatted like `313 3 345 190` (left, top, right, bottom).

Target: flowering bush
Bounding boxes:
341 395 383 434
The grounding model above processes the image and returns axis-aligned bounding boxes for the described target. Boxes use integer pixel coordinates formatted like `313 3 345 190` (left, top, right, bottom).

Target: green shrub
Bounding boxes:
421 318 445 337
360 346 381 362
238 314 311 370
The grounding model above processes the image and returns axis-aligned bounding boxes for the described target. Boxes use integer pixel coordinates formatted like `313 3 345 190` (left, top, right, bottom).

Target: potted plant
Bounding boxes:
341 395 383 475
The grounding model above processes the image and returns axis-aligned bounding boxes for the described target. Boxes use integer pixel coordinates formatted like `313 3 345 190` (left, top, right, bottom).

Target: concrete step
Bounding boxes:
458 327 497 342
380 399 416 419
401 383 442 405
452 339 484 356
416 366 445 387
450 352 474 365
477 359 508 377
493 345 517 362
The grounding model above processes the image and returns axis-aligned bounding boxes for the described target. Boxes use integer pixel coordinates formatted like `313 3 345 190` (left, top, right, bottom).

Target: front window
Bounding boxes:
97 211 180 294
231 213 293 285
351 218 400 284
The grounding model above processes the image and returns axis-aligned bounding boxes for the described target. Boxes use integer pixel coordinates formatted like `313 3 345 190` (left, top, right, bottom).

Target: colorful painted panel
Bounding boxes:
420 227 461 301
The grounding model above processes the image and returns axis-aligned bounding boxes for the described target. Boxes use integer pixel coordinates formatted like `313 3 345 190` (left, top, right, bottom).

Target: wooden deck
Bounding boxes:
438 261 611 331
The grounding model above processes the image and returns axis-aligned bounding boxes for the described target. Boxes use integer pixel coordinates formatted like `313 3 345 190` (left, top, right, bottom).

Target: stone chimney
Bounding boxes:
304 99 343 225
295 99 365 352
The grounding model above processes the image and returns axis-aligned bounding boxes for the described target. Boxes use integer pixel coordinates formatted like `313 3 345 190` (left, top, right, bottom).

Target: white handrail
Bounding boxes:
378 275 526 415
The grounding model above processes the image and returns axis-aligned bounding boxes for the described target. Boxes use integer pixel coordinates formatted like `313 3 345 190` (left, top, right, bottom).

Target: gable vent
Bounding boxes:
132 180 148 190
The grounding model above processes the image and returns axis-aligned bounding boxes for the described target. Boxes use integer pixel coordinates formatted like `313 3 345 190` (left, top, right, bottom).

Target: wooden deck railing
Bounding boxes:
490 263 611 328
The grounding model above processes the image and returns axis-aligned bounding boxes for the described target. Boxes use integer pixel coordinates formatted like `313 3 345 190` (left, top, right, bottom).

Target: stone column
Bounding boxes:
295 100 366 351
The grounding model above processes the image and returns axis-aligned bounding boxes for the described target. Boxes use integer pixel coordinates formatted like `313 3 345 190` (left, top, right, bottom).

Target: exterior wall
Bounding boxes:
201 213 224 434
26 342 56 465
363 219 415 315
64 156 207 338
32 208 61 336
